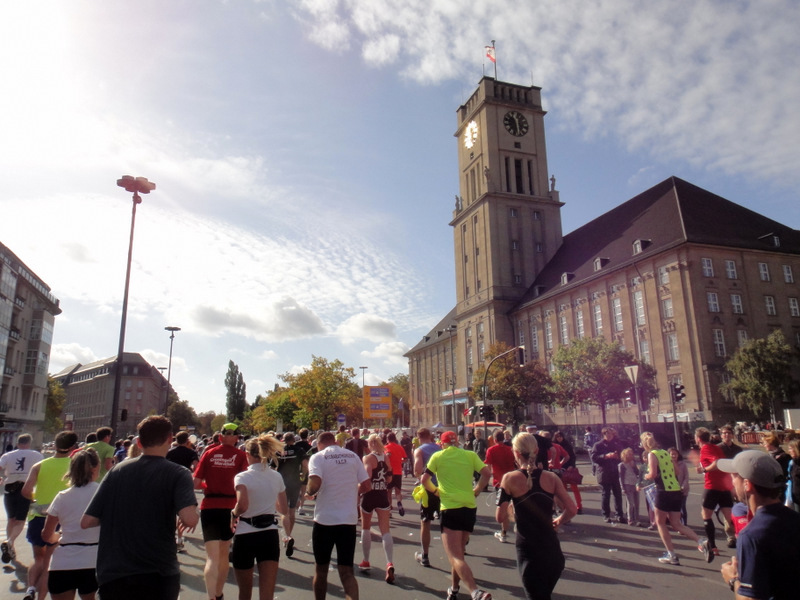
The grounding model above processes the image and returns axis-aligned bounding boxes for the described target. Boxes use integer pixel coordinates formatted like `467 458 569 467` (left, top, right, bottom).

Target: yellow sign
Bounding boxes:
363 386 392 420
312 420 320 431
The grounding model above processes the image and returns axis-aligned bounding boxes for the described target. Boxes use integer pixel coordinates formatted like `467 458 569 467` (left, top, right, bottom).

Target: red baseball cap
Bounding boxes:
440 431 458 444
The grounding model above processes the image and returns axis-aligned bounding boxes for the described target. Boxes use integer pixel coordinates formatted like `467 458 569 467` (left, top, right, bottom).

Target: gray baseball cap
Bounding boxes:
717 450 785 489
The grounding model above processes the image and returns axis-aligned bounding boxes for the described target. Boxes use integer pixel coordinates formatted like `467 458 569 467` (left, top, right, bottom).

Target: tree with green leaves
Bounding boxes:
166 400 200 433
246 386 298 432
550 337 657 425
471 342 554 428
281 356 360 430
44 377 66 435
225 360 247 422
720 329 799 420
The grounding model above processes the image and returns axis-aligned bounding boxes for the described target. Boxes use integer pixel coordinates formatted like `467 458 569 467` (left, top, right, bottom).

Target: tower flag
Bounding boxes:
485 40 497 79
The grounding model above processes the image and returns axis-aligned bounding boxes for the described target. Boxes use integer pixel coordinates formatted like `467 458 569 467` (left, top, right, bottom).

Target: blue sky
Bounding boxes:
2 0 798 415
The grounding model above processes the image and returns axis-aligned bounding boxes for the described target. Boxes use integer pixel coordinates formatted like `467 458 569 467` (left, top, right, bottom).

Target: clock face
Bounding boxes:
503 111 529 137
464 120 479 148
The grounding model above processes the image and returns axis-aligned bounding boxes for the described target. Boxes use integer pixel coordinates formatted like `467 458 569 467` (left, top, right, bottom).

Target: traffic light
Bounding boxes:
120 409 128 422
624 389 633 405
485 406 496 421
672 383 686 402
517 346 526 366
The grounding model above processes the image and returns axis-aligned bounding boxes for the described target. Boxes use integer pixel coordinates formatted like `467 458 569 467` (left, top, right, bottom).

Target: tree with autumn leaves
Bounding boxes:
550 337 657 425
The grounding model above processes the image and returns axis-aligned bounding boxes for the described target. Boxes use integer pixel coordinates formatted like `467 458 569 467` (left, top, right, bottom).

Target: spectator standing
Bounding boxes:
0 433 43 563
719 450 800 598
231 434 288 600
618 448 641 527
484 430 516 542
21 431 78 600
81 416 198 600
412 427 441 567
553 431 582 514
591 427 626 524
421 431 492 600
193 422 248 600
305 431 370 600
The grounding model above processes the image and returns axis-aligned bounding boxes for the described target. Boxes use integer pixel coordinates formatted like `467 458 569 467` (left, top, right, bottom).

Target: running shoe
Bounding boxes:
385 562 395 584
1 541 11 563
398 502 405 517
727 537 736 548
285 537 295 558
358 560 371 571
446 586 459 600
415 551 431 567
298 508 306 516
23 587 36 600
176 536 185 553
471 590 492 600
712 547 720 557
699 538 713 563
658 552 680 565
493 530 507 543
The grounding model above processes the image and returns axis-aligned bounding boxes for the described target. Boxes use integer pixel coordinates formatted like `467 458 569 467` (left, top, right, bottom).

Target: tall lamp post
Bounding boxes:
164 326 181 415
110 176 155 436
481 345 524 441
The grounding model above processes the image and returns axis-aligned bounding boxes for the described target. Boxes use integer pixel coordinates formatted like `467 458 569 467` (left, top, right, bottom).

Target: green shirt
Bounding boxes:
88 440 116 481
426 445 487 511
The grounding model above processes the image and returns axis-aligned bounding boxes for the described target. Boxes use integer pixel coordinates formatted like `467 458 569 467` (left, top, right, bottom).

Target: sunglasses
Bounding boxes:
222 430 238 436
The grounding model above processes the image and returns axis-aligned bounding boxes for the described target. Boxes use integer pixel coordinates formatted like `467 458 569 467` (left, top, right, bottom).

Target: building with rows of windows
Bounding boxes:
0 242 61 449
405 77 800 430
54 352 172 440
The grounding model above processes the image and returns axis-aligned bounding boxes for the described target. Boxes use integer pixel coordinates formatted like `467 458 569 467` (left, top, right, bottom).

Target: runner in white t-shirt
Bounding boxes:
0 434 43 563
306 431 370 599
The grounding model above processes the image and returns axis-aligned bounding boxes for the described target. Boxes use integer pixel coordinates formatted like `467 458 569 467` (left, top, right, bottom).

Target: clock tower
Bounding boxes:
451 77 564 381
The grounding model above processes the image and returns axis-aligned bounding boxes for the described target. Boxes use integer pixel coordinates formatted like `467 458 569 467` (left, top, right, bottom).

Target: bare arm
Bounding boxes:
306 474 322 498
474 465 491 496
42 514 61 544
413 448 425 478
80 514 100 529
645 452 658 480
21 462 41 501
193 476 203 490
275 490 288 516
178 504 199 530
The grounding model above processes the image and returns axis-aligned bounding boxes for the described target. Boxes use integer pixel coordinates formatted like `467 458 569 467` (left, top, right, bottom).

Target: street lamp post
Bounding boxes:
110 176 155 436
164 326 181 415
481 346 524 441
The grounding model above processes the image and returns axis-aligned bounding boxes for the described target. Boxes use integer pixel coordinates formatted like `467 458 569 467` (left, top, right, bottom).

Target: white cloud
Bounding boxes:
360 340 410 367
336 313 397 344
292 0 800 188
50 343 98 372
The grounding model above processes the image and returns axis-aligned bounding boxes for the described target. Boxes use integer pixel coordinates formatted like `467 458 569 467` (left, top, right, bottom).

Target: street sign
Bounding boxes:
312 420 320 431
624 365 639 384
337 413 346 424
363 386 392 420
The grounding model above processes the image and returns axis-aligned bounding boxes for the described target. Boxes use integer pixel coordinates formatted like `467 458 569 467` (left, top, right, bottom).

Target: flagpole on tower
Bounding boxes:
485 41 497 79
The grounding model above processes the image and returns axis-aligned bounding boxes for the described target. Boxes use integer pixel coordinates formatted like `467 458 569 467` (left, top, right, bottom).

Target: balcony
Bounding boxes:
0 401 9 412
9 328 20 342
3 365 13 377
14 297 25 309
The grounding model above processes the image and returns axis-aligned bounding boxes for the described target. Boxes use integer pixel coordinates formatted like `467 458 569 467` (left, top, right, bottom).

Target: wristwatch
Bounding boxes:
729 576 739 591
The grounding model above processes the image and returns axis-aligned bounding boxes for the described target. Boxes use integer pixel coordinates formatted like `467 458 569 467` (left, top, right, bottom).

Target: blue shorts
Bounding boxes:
27 515 56 548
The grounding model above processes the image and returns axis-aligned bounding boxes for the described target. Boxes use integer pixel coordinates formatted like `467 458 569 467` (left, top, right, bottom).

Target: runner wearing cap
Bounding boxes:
718 450 800 599
193 423 248 600
421 430 492 600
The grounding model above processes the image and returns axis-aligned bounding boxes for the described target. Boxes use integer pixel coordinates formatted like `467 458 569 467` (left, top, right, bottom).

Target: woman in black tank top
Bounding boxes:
496 433 576 600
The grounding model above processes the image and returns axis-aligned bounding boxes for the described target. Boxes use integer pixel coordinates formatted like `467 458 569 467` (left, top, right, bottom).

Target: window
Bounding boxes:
759 262 770 282
633 240 643 255
666 333 679 361
478 341 485 359
545 321 553 350
633 290 646 325
613 298 623 332
593 304 603 336
784 265 794 283
701 258 714 277
639 338 651 364
510 208 518 217
765 296 777 316
662 297 674 318
790 297 800 317
658 266 669 285
575 309 585 339
731 294 743 314
511 240 519 250
533 211 540 220
514 275 522 284
737 330 749 347
559 315 569 345
518 322 525 347
530 325 539 357
725 260 737 279
477 322 483 334
536 243 543 253
707 292 720 313
713 329 726 357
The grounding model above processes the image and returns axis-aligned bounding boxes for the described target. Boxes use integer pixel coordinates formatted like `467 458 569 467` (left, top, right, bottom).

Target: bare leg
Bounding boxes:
420 519 431 554
256 561 279 600
234 567 254 600
337 565 359 600
313 563 329 600
441 528 478 593
204 539 233 599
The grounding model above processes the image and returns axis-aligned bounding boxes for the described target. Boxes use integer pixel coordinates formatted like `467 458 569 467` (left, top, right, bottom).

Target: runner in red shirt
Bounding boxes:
694 427 734 555
384 433 407 516
484 430 516 542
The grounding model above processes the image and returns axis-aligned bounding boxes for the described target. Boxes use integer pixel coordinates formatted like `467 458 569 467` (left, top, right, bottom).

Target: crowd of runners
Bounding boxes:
1 418 799 600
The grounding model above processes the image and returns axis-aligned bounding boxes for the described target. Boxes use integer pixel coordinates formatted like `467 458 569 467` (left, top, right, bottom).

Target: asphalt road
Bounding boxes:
1 456 733 600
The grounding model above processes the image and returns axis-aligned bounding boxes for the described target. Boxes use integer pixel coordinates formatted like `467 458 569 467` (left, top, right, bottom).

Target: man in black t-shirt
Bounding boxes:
345 428 369 459
277 433 308 557
166 432 199 471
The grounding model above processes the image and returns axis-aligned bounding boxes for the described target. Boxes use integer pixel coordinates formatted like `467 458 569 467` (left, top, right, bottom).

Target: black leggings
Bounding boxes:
516 543 565 600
